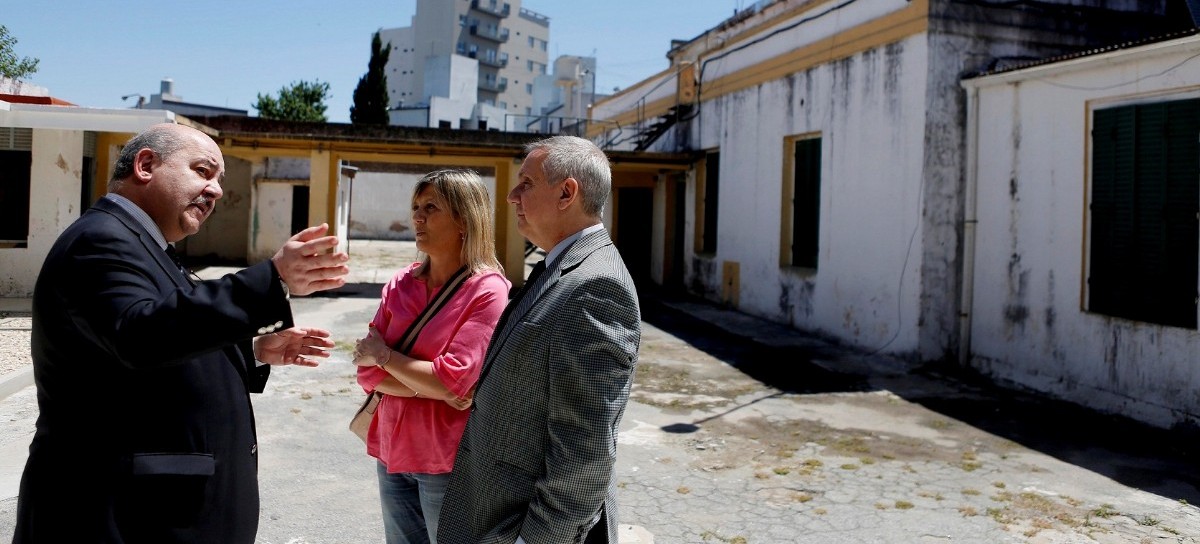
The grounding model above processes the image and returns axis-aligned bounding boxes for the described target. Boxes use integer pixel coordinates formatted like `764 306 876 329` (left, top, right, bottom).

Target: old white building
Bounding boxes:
0 92 173 296
963 31 1200 428
590 0 1195 427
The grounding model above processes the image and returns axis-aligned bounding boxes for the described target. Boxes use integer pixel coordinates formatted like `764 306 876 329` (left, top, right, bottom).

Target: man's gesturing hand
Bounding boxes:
272 223 350 296
253 327 335 367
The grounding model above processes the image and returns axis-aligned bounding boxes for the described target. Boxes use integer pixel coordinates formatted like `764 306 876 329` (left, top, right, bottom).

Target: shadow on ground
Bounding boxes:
306 282 387 299
639 290 1200 507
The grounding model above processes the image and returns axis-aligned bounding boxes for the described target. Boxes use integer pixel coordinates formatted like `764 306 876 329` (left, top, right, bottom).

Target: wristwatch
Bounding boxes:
280 279 290 299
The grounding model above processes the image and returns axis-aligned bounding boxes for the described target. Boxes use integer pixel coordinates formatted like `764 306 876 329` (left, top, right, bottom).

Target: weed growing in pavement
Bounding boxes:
699 530 747 543
1091 504 1118 518
917 490 944 501
1135 515 1159 526
987 507 1013 524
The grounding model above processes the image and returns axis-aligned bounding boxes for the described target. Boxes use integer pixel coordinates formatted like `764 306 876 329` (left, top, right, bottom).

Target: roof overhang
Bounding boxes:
0 100 175 132
185 115 697 170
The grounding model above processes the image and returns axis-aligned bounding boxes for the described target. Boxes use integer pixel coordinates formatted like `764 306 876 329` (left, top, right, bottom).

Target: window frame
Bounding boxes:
1085 97 1200 329
780 132 822 270
0 127 33 248
694 150 719 255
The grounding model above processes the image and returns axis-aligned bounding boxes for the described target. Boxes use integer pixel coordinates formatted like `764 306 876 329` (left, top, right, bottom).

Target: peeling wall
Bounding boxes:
967 36 1200 428
0 129 83 297
681 36 929 358
250 179 295 264
347 171 498 241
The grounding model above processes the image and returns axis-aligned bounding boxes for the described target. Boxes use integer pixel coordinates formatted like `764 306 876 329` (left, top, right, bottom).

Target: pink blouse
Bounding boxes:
357 262 510 474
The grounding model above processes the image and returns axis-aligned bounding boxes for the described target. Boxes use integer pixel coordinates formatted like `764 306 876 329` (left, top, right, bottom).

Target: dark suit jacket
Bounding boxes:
439 228 641 544
13 197 293 544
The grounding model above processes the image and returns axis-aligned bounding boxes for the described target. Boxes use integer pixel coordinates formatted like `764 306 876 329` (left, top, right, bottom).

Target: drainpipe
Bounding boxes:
959 84 980 367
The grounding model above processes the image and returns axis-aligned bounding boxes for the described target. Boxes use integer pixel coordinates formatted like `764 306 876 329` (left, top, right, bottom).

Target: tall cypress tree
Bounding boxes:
351 31 391 125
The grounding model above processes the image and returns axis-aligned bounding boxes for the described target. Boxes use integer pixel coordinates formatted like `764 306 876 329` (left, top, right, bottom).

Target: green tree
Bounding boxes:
0 25 39 79
254 80 331 122
350 31 391 125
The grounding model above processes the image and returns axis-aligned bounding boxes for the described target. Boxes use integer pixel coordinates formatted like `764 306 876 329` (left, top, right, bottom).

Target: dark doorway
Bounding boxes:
616 187 653 288
667 176 686 292
291 185 310 235
0 150 31 246
79 157 95 214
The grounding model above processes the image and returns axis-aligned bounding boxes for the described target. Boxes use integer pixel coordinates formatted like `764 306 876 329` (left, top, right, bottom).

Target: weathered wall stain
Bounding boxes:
691 256 718 300
1003 252 1030 332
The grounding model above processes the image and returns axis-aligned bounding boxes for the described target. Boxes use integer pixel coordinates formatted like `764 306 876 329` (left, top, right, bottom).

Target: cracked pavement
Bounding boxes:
1 240 1197 543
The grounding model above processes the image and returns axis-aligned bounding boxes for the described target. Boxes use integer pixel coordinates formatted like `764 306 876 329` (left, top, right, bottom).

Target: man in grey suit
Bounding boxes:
439 136 641 544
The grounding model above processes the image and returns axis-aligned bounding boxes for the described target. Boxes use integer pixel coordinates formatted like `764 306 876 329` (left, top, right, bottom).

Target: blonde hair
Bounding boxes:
413 169 502 275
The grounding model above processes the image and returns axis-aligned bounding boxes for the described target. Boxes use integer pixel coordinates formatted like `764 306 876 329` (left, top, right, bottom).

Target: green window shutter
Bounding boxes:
1161 99 1200 328
1089 99 1199 328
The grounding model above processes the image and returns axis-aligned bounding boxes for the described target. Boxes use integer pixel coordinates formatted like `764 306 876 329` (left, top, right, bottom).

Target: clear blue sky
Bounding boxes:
2 0 746 123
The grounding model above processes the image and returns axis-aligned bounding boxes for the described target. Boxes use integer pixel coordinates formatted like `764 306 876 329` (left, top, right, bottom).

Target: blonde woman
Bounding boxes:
352 169 509 544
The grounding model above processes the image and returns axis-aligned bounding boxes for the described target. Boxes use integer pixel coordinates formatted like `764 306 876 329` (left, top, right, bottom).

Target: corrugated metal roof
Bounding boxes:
0 94 77 106
966 27 1200 79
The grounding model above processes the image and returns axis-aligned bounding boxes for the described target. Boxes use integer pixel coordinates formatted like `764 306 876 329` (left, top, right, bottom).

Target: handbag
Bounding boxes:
350 265 472 443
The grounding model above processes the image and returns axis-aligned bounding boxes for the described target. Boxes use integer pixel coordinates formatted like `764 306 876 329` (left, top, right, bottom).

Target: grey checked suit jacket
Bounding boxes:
439 228 641 544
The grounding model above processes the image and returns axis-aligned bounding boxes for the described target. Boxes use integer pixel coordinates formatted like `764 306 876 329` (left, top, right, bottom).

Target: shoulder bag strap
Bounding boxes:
392 265 471 354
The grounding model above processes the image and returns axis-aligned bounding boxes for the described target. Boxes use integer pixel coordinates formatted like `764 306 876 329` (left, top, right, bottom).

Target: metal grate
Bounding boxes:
84 131 97 158
0 127 32 151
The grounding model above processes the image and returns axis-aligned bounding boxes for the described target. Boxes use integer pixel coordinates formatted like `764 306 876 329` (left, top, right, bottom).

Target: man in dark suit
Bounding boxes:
439 136 641 544
13 123 349 543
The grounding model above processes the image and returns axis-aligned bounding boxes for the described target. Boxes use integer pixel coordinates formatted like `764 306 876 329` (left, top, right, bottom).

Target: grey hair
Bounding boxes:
413 168 502 275
524 136 611 217
107 125 189 191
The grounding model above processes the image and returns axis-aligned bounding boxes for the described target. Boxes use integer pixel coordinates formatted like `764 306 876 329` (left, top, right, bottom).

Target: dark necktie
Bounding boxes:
510 260 546 303
479 259 548 390
164 245 195 285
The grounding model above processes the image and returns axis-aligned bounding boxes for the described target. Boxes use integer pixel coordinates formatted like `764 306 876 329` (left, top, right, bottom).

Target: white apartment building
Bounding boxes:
381 0 549 130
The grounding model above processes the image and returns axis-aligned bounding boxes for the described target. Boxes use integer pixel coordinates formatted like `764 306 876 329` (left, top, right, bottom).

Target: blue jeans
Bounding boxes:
377 462 449 544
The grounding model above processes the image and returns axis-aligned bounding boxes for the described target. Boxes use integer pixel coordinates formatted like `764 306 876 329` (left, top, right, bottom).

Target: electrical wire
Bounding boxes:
1034 50 1200 91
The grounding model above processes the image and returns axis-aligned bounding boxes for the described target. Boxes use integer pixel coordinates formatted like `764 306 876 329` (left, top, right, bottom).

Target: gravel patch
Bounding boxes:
0 318 31 379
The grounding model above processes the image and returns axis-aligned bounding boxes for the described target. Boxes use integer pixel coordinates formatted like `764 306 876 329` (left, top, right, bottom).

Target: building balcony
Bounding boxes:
471 0 510 18
469 25 509 43
479 79 508 93
478 56 508 68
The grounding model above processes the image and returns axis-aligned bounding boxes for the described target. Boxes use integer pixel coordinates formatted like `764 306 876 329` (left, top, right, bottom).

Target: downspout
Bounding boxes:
959 84 980 367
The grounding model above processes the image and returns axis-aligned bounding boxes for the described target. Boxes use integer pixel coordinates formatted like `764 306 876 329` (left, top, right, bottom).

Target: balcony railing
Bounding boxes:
471 0 510 18
469 25 509 43
478 79 508 93
478 56 508 68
